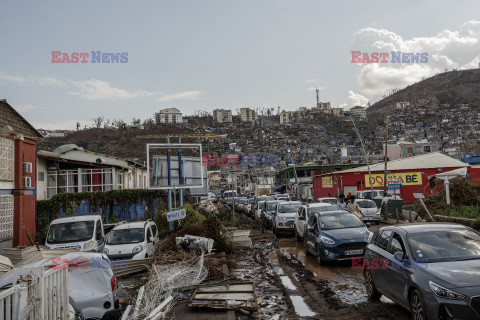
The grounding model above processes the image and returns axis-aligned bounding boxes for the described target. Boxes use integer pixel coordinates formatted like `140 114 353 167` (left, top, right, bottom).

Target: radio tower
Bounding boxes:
316 86 320 108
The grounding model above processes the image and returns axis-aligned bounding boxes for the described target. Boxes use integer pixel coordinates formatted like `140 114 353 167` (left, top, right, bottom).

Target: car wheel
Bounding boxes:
295 228 302 242
410 289 427 320
304 239 312 256
364 270 381 300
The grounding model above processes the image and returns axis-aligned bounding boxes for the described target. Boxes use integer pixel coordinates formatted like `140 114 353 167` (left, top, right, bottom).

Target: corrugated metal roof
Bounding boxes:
333 152 469 174
53 144 84 154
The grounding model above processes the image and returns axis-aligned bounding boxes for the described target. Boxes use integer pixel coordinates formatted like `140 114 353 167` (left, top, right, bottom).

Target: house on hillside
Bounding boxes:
0 99 43 250
37 145 148 200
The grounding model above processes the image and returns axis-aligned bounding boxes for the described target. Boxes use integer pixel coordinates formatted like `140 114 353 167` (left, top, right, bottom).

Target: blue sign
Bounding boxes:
388 183 402 190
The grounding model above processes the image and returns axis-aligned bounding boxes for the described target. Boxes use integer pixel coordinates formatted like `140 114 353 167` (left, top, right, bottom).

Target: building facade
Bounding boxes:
349 106 367 120
240 108 258 122
0 100 42 249
37 145 148 200
155 108 183 123
213 109 232 123
279 112 292 124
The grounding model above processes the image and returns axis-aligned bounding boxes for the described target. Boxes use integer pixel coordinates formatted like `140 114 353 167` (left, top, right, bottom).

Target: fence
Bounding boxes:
0 262 69 320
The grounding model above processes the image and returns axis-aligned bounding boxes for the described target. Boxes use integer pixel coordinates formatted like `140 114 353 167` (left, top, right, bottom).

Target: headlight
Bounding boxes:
103 248 109 254
267 216 272 220
429 281 465 300
365 231 373 242
132 245 143 253
83 240 94 250
320 236 335 245
279 217 287 221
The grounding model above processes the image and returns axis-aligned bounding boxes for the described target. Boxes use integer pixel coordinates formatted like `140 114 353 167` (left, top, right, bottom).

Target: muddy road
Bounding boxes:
233 213 411 319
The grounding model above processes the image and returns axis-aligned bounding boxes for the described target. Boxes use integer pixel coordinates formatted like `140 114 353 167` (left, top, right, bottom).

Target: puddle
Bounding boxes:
277 238 334 279
289 295 316 317
280 276 297 290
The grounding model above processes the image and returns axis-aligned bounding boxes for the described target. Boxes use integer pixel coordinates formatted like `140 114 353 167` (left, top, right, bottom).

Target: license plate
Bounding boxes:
345 249 363 255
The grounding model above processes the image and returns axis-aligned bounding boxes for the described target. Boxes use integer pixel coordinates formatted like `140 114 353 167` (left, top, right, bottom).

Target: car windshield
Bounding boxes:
238 199 247 204
47 221 95 244
321 199 338 205
267 202 279 211
408 229 480 263
278 202 301 213
319 213 364 230
106 228 145 245
258 201 265 210
357 201 377 208
308 206 339 214
248 199 254 203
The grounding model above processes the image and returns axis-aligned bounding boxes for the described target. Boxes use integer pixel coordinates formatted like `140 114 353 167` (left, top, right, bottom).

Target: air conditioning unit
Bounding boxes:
23 162 33 174
23 177 32 188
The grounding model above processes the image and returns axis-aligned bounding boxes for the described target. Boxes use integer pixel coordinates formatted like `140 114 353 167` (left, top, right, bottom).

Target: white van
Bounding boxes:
103 220 159 260
45 214 105 252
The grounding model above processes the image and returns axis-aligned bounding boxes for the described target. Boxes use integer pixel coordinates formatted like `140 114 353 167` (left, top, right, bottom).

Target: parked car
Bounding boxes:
244 198 255 216
273 201 302 236
364 223 480 320
236 197 248 212
262 200 281 229
0 252 116 320
304 210 371 264
223 190 238 205
103 220 159 260
316 197 339 206
294 203 339 241
354 199 381 224
45 214 105 252
356 190 402 200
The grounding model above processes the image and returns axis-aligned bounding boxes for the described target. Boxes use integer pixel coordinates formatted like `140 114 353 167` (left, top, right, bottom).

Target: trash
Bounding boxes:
122 253 208 319
189 281 259 311
112 258 153 278
176 235 214 253
3 246 79 266
228 230 252 249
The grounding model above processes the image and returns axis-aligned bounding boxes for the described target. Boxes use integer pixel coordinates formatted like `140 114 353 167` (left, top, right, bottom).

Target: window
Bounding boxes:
375 230 392 251
95 220 102 236
388 233 405 255
0 137 14 182
38 172 45 182
0 195 14 240
146 227 152 242
151 224 157 237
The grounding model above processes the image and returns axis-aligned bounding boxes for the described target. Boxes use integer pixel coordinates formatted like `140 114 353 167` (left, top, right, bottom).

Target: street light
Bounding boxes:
347 116 374 194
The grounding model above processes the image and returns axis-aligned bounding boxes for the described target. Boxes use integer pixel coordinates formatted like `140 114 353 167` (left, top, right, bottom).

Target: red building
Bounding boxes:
0 100 42 250
313 152 470 202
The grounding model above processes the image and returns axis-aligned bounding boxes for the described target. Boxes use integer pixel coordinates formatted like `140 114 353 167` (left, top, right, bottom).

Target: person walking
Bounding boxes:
346 195 363 218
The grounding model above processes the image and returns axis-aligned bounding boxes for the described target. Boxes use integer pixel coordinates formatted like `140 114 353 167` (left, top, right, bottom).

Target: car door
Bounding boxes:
150 223 159 245
95 220 104 251
305 214 317 253
384 232 410 305
367 229 392 293
297 207 306 236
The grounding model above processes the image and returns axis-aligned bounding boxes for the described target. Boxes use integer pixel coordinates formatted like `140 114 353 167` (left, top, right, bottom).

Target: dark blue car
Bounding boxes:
303 210 371 264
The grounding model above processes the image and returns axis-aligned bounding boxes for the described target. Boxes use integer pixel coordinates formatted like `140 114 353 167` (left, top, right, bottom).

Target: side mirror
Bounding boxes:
365 222 371 228
307 226 314 232
149 236 154 243
96 232 102 241
394 251 404 262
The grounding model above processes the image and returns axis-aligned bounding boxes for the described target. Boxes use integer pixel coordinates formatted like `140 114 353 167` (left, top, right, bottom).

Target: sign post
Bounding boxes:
166 209 187 222
414 193 433 221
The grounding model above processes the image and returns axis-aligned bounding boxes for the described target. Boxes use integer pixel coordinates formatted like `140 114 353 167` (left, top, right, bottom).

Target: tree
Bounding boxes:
131 118 141 126
76 122 81 131
92 117 104 128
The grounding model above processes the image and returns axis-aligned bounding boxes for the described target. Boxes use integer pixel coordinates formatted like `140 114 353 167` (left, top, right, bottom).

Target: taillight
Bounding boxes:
111 276 116 291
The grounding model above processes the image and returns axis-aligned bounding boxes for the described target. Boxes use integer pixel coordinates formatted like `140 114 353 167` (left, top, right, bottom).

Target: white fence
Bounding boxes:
0 263 69 320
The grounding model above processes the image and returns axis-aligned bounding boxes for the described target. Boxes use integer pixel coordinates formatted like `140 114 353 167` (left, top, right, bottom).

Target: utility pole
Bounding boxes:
383 116 389 195
349 117 373 194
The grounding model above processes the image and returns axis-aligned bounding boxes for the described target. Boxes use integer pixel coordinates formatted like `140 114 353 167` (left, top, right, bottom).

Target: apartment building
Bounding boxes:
240 108 258 122
213 109 232 123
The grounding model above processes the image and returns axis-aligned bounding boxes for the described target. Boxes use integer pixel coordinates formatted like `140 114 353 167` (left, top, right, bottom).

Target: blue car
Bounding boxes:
303 210 371 264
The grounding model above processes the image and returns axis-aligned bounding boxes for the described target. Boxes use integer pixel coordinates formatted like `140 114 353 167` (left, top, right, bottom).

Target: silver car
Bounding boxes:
364 223 480 320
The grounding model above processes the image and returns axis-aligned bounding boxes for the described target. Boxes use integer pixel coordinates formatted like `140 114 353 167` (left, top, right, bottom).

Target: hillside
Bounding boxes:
368 69 480 119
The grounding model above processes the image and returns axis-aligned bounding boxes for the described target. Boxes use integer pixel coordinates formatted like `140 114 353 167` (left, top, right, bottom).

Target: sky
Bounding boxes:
1 0 480 129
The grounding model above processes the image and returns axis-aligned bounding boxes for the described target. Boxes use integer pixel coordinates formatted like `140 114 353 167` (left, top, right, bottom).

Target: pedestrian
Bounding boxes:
346 195 363 218
381 193 389 221
346 191 352 201
338 194 347 210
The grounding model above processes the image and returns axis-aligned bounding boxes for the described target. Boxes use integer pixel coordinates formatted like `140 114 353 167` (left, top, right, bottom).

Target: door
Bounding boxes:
150 223 158 245
305 214 318 254
384 232 410 305
95 220 104 251
296 207 306 236
367 230 392 293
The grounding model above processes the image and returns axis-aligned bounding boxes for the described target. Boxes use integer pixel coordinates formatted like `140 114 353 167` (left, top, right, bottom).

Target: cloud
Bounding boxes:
0 72 157 100
351 20 480 98
157 90 203 102
346 90 368 108
68 79 157 100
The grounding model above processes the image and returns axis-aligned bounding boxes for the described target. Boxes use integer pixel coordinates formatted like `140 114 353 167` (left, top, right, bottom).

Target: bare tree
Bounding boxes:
76 122 81 131
92 117 104 128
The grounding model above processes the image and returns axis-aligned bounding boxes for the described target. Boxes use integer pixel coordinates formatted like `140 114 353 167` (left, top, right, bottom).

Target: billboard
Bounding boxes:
365 172 422 187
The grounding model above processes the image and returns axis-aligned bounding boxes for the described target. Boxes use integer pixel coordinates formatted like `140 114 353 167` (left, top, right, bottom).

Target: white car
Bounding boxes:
273 201 302 236
294 203 339 240
104 220 159 260
354 199 381 224
255 201 266 219
0 252 116 319
45 214 105 252
316 197 339 205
